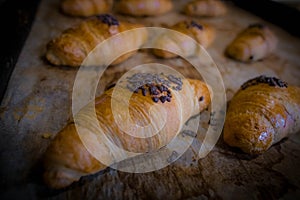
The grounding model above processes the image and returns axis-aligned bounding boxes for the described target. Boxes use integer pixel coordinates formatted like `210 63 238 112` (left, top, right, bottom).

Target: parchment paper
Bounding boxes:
1 0 300 199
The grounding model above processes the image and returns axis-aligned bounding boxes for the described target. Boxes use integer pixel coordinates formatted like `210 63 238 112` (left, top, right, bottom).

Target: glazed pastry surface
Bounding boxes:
153 20 215 58
117 0 173 16
184 0 227 17
61 0 113 17
46 14 147 67
225 24 277 62
224 76 300 154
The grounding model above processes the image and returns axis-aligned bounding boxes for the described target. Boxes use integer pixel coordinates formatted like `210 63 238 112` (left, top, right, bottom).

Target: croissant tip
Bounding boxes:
43 169 78 189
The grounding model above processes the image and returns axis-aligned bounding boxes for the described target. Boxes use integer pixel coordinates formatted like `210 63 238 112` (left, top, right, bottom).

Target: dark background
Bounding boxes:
0 0 41 103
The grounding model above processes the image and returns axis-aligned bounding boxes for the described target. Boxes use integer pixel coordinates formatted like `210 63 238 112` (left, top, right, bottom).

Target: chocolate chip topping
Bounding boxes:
185 21 203 30
97 14 119 26
152 97 159 103
199 96 204 101
190 21 203 30
248 23 265 29
241 75 288 90
126 73 183 103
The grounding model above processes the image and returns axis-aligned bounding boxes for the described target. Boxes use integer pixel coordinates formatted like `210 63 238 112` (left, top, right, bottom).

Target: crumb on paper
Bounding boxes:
42 133 52 139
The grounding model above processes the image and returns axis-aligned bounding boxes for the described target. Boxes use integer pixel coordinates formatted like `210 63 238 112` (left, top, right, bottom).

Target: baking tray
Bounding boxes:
1 0 300 199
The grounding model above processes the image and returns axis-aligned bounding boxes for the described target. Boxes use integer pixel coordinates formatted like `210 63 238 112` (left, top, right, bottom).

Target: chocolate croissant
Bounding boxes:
153 20 215 58
61 0 113 17
116 0 173 16
184 0 227 17
223 76 300 155
46 14 147 67
43 73 211 189
225 23 278 62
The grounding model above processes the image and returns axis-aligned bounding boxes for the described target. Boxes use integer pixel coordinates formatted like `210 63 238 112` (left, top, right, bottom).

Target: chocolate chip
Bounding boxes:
152 97 159 103
175 85 182 91
168 75 182 86
167 90 172 97
181 130 197 137
161 85 168 92
105 83 116 91
150 86 159 95
97 14 119 26
160 96 167 103
141 88 147 96
190 21 203 30
126 73 180 103
158 85 164 93
241 75 288 90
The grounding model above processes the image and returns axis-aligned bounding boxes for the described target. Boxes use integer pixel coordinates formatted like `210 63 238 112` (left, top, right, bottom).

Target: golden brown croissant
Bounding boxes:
223 75 300 155
225 23 278 62
184 0 227 17
153 20 215 58
46 14 147 67
61 0 113 17
43 73 211 189
116 0 173 16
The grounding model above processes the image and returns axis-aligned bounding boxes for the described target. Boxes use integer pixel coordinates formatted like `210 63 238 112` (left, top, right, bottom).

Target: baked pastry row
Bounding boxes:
41 1 292 190
46 14 217 67
43 73 300 188
61 0 226 17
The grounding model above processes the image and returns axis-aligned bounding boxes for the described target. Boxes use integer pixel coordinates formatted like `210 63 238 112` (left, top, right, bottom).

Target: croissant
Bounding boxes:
225 23 278 62
46 14 147 67
61 0 113 17
184 0 227 17
43 73 211 189
223 75 300 155
153 20 215 58
116 0 173 16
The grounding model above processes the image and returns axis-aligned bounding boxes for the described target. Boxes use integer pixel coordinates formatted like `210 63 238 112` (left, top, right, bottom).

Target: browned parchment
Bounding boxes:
1 0 300 199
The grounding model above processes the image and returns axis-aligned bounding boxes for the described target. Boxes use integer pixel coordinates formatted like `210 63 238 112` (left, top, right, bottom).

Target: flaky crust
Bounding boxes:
223 77 300 154
184 0 227 17
117 0 173 16
225 24 278 62
43 78 211 189
153 20 215 58
46 15 147 67
61 0 113 17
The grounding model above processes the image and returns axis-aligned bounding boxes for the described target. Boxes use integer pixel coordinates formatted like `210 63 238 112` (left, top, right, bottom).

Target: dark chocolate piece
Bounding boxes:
199 96 204 101
152 97 159 103
105 83 116 91
241 75 288 90
126 73 184 103
190 21 203 30
97 14 119 26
